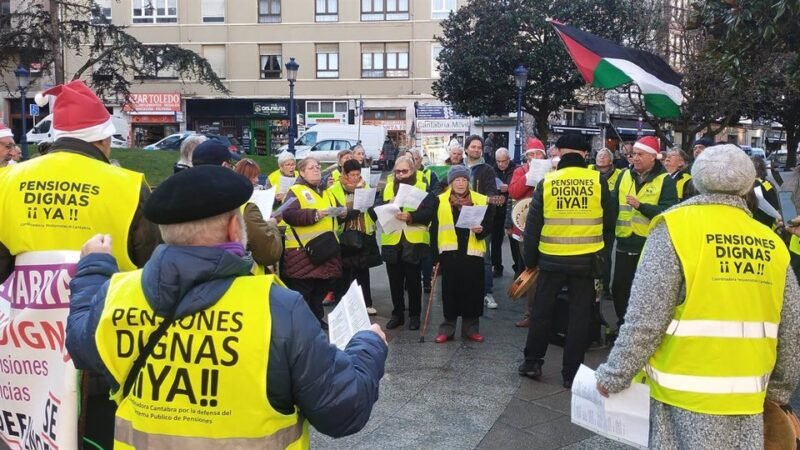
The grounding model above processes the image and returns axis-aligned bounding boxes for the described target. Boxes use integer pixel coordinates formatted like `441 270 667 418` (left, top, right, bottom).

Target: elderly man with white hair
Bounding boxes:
491 147 519 277
0 123 16 168
596 144 800 449
174 134 207 174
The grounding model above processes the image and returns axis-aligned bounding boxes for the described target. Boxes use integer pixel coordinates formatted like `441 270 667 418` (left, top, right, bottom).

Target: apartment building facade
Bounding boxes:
17 0 463 154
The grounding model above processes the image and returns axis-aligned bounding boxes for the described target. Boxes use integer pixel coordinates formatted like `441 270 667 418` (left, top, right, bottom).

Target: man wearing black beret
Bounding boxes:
518 134 616 388
66 166 389 446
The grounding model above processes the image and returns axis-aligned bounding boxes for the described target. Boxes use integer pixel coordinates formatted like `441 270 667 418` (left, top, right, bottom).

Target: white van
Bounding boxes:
279 124 386 162
27 114 129 148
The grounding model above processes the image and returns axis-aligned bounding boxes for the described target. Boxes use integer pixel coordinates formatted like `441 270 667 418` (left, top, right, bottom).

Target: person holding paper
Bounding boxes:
328 160 381 316
194 143 283 269
595 145 800 449
234 158 264 189
266 151 298 202
430 166 493 343
66 166 390 448
518 133 616 389
589 147 623 301
323 149 354 188
750 156 780 229
409 147 440 293
491 148 518 278
370 156 437 330
281 157 346 329
351 143 370 168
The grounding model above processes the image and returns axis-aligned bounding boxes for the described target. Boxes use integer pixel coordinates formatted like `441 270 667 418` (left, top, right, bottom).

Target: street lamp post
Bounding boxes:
285 57 299 154
14 65 30 161
513 64 528 164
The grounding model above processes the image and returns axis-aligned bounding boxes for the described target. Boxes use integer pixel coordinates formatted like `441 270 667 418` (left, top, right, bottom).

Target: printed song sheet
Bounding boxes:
526 159 552 187
271 197 296 218
455 205 487 229
278 176 296 194
374 203 405 233
361 168 371 182
571 365 650 449
393 183 427 210
328 281 372 350
250 187 276 219
370 173 382 188
353 187 377 211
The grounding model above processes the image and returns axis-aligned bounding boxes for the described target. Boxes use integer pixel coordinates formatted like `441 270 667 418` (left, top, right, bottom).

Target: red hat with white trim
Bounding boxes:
633 136 662 159
525 137 546 157
0 122 13 139
34 80 115 143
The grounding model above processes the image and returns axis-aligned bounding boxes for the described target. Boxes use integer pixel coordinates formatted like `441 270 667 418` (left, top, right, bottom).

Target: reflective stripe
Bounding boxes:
619 205 633 212
439 244 458 251
116 416 305 449
540 235 603 245
544 217 603 226
646 366 769 394
632 216 651 225
666 320 778 339
439 224 456 232
616 220 631 227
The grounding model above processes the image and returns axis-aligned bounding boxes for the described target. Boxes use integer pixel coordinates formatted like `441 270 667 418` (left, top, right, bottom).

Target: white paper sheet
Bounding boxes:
328 281 373 350
370 173 382 188
571 365 650 449
455 205 488 229
495 177 506 189
393 183 427 210
278 176 296 194
754 186 782 220
271 197 296 218
353 187 377 211
250 187 276 219
374 203 405 233
361 168 371 182
526 159 553 187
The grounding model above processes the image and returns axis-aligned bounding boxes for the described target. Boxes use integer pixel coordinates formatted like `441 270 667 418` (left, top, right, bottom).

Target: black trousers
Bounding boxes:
491 220 521 273
285 277 334 324
386 262 422 318
336 267 373 307
611 251 641 327
523 269 594 381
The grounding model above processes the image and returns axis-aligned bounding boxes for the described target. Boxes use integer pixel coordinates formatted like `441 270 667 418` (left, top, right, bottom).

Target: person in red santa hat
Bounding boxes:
609 135 678 342
0 122 17 168
0 80 160 450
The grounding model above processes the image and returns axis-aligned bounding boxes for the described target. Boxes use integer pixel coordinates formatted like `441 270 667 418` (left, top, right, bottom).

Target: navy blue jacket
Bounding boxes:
66 245 388 438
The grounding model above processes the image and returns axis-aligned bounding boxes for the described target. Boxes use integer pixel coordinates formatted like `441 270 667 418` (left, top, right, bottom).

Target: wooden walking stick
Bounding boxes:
419 263 440 343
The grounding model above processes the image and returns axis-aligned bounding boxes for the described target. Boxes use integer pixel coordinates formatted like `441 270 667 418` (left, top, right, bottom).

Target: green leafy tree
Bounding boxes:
0 0 228 101
433 0 663 142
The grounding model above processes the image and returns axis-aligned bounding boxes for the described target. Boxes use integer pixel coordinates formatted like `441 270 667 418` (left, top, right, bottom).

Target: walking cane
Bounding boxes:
419 263 440 343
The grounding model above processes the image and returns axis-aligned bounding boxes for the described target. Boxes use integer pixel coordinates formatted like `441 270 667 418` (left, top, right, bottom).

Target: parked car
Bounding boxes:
206 134 244 158
279 124 387 160
767 150 787 171
28 113 129 148
750 147 767 160
143 132 197 151
296 138 358 163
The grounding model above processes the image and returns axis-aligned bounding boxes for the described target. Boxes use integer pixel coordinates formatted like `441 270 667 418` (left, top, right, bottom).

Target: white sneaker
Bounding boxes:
484 294 498 309
366 307 378 316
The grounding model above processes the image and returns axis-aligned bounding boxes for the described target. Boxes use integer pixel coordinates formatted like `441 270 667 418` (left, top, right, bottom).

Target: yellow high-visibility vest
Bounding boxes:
540 167 604 256
96 271 309 449
0 151 142 270
646 204 788 415
326 181 376 235
673 172 692 200
790 235 800 256
436 190 487 257
381 177 430 246
284 184 337 249
589 164 622 190
615 170 668 239
268 169 298 191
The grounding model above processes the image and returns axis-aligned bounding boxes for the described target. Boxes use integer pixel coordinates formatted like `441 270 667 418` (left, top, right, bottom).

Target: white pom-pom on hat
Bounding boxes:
34 92 49 107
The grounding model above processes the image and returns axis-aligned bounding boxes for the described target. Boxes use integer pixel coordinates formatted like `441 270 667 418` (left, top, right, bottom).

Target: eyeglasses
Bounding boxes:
394 169 411 175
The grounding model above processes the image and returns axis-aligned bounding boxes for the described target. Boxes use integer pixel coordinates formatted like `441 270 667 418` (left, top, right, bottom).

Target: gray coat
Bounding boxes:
596 194 800 450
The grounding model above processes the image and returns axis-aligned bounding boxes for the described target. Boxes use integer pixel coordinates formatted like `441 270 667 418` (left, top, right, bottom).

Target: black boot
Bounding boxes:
518 360 543 379
386 315 405 330
408 316 420 330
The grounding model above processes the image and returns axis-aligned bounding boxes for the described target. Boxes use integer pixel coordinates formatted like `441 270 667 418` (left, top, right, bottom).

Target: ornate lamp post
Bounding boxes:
285 57 299 154
14 65 30 160
513 63 528 164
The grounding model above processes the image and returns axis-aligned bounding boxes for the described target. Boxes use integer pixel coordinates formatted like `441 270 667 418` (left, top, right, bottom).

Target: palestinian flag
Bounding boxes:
549 19 683 118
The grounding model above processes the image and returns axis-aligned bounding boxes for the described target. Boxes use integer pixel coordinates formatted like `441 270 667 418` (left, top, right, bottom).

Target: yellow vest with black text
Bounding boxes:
326 181 376 235
0 152 141 270
675 172 692 200
540 167 604 256
268 169 298 191
615 170 668 239
284 184 337 250
646 204 788 415
381 178 430 246
96 271 309 449
436 191 487 257
589 164 622 191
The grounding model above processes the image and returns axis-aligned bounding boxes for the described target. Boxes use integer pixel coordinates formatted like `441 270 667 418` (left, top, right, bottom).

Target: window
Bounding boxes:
203 45 226 78
202 0 224 22
363 110 406 120
259 44 282 79
93 0 112 21
431 44 442 78
362 43 409 78
316 0 338 22
135 47 178 79
132 0 177 24
361 0 409 21
306 101 348 114
0 0 9 15
316 44 339 79
258 0 281 23
431 0 456 19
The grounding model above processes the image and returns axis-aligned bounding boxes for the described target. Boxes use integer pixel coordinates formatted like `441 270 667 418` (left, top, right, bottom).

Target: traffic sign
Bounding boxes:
29 104 40 117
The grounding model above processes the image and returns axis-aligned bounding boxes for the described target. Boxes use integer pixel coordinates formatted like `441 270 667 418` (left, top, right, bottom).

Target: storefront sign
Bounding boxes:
416 119 471 133
416 105 446 119
364 119 406 131
552 126 601 136
132 114 177 124
307 113 347 125
124 93 181 113
254 102 288 117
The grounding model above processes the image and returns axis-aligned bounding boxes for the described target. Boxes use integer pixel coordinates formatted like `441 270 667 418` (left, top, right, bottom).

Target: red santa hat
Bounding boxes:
633 136 662 159
34 80 115 142
0 122 13 139
525 137 546 157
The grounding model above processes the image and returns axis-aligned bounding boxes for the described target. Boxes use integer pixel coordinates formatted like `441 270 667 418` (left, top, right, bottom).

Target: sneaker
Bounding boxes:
366 307 378 316
515 317 530 328
322 291 335 306
484 294 498 309
518 360 542 379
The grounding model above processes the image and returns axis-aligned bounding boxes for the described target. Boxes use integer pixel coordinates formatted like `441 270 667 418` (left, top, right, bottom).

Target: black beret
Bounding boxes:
192 140 232 166
693 136 715 148
144 166 253 225
555 133 590 152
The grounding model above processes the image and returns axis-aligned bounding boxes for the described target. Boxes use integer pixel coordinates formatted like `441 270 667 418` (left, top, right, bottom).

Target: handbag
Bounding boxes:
764 400 800 450
291 227 340 266
591 250 609 279
339 230 365 249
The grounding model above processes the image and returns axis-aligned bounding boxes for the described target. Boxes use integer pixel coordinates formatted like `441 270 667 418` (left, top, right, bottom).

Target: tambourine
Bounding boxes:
512 197 532 232
507 267 539 300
